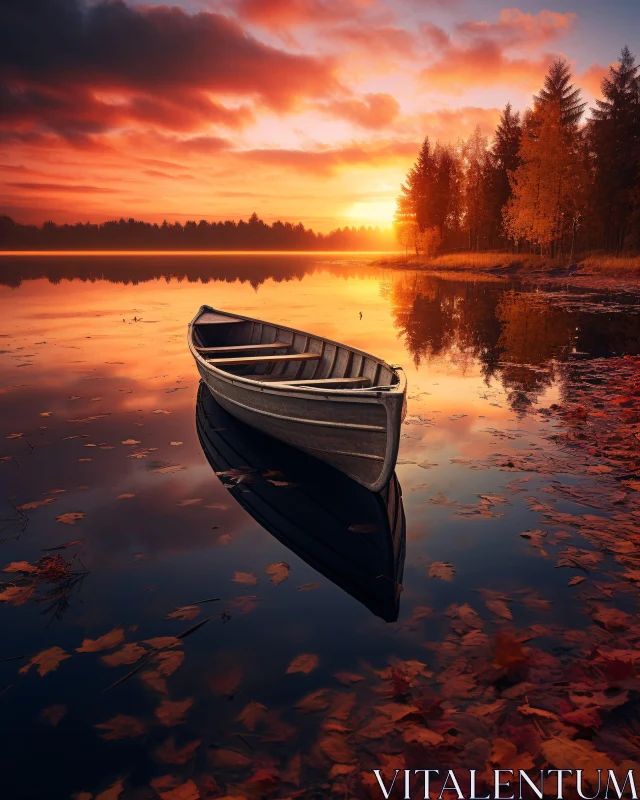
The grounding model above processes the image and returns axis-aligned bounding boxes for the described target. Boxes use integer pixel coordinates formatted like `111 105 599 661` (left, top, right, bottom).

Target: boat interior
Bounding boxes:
193 309 400 390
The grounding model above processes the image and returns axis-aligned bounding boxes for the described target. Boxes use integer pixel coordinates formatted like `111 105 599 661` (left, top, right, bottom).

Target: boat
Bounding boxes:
196 385 405 621
188 306 407 491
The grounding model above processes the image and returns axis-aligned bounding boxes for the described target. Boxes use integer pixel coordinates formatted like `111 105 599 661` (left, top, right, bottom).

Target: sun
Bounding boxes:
345 199 396 228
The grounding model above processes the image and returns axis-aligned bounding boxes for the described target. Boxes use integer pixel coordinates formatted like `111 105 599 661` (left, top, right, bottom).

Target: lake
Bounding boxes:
1 255 640 800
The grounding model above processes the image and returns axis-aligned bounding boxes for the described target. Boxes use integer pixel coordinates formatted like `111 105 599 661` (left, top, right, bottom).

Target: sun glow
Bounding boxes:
345 199 396 228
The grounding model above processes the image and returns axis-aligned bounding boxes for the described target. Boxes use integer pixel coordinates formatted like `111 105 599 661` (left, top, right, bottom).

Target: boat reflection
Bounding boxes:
196 383 405 621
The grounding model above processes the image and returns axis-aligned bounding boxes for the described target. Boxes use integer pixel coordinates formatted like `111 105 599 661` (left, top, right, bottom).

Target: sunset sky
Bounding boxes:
2 0 639 231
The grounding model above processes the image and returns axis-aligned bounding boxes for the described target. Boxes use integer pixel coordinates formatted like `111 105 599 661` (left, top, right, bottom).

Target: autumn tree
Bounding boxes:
590 46 640 251
503 101 587 257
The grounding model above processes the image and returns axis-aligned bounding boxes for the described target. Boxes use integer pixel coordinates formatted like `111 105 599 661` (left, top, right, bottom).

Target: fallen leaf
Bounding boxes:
19 646 71 677
236 700 267 731
286 654 319 675
101 642 147 667
295 688 330 713
166 605 200 622
95 714 146 740
3 561 37 573
297 582 320 592
116 494 135 500
265 561 290 586
485 599 512 620
568 576 586 586
56 512 85 525
232 571 258 586
428 561 456 581
76 627 125 653
156 698 193 727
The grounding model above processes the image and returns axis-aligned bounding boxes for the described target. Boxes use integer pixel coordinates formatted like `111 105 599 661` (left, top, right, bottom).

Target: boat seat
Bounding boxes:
196 342 290 355
250 376 372 388
206 353 321 367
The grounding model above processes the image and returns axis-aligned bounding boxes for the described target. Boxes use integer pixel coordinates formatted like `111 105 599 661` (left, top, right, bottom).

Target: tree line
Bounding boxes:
0 213 395 251
395 47 640 258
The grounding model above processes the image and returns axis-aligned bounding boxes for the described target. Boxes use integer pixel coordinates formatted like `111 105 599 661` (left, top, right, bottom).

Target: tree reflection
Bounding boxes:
387 272 640 412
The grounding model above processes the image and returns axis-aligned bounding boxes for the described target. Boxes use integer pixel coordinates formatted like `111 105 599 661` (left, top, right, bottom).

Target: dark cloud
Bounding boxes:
0 0 339 138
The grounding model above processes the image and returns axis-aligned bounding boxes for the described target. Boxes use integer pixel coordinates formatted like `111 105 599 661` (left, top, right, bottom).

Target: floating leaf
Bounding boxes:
428 561 456 581
76 626 125 653
56 512 85 525
166 605 200 622
95 714 146 740
232 571 258 586
265 561 290 586
286 653 319 675
156 697 193 727
19 646 70 677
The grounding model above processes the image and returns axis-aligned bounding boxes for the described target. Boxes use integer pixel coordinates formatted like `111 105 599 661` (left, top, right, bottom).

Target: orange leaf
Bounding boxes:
20 646 70 677
101 642 147 667
76 626 125 653
428 561 456 581
166 605 200 621
156 698 193 727
265 561 290 586
236 701 267 731
95 714 146 740
295 688 330 713
56 512 86 525
286 653 319 675
232 571 258 586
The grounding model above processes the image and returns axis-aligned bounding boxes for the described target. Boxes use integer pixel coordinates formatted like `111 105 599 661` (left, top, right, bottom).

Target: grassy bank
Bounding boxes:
376 251 640 275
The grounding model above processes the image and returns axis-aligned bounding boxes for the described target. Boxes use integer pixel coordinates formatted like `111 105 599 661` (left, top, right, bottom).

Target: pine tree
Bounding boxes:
590 46 640 251
487 103 522 244
533 58 586 127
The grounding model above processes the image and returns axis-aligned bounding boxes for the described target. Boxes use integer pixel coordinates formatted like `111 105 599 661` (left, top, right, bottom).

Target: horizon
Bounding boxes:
3 0 639 232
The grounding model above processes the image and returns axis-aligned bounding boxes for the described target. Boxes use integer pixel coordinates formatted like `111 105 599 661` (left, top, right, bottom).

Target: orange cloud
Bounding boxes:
233 0 376 28
321 93 400 128
456 8 577 50
419 9 577 93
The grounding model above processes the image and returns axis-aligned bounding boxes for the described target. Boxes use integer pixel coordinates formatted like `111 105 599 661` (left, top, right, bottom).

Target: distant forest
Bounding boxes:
396 47 640 258
0 213 395 251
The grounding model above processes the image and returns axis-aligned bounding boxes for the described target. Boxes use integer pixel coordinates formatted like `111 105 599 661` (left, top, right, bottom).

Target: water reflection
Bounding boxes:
196 384 405 622
386 272 640 411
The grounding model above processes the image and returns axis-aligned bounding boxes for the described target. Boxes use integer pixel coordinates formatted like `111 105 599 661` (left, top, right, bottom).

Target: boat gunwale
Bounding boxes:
188 305 407 401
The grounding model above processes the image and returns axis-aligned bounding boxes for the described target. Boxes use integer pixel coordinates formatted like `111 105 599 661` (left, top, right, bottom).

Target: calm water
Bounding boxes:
1 256 639 799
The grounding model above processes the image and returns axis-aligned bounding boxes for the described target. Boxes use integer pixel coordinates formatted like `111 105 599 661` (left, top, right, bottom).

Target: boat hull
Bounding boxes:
189 306 406 491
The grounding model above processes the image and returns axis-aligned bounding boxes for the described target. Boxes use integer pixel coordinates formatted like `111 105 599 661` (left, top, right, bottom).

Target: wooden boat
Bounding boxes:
188 306 407 491
196 385 405 621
